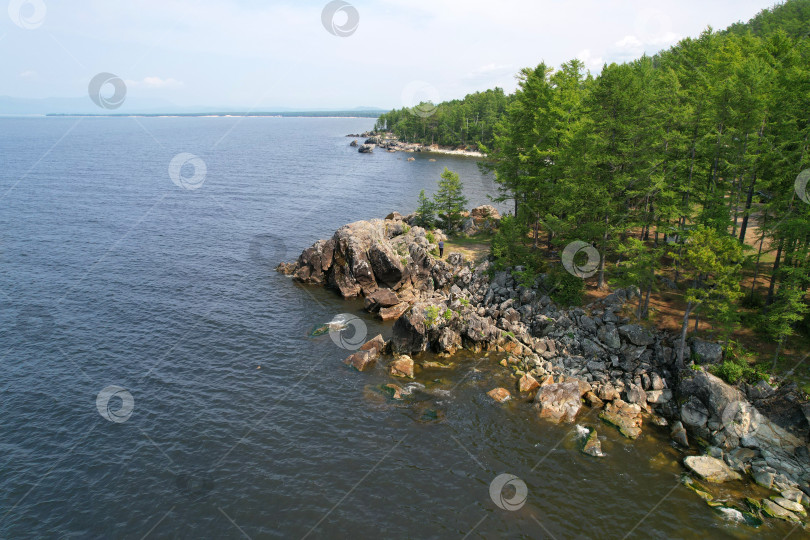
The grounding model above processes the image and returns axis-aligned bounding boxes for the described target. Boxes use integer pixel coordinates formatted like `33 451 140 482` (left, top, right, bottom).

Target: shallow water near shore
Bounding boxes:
0 117 798 538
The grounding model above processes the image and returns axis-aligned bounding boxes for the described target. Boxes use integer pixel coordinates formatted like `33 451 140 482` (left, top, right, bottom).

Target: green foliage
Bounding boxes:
425 231 436 244
374 88 511 149
385 0 810 366
443 308 453 321
709 341 770 384
425 305 441 328
549 268 585 307
414 190 435 229
433 168 468 232
459 297 470 306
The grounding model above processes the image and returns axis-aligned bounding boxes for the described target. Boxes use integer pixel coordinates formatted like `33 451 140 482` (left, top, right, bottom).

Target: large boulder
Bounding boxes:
535 381 586 424
368 243 405 288
391 303 432 354
678 370 745 427
683 455 742 483
283 219 439 302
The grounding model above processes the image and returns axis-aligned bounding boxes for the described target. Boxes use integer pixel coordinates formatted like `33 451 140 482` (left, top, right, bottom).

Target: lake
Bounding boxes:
0 117 790 538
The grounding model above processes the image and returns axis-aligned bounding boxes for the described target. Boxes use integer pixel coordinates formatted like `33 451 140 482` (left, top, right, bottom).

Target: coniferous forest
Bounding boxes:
378 0 810 383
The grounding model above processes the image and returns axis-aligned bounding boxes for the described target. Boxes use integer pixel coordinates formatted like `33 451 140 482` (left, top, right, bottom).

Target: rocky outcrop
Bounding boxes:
282 210 810 526
461 205 501 235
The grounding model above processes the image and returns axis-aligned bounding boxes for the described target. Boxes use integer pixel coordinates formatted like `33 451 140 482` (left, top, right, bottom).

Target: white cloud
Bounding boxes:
576 49 604 73
124 77 183 89
615 35 643 49
19 70 37 79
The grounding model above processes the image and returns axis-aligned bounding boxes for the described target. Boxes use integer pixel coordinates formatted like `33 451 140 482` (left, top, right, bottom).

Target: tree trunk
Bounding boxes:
766 240 784 306
642 281 652 319
598 216 609 290
677 301 694 369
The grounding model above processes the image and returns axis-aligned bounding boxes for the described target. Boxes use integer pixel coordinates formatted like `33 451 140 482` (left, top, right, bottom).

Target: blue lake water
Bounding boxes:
0 117 792 538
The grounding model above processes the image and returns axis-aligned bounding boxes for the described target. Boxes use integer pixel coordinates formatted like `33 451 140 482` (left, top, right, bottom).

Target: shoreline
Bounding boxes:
347 132 486 158
278 209 810 529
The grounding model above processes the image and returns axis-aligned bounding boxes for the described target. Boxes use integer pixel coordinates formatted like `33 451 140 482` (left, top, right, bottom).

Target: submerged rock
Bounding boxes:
488 387 512 403
390 356 415 378
582 428 605 457
761 498 802 522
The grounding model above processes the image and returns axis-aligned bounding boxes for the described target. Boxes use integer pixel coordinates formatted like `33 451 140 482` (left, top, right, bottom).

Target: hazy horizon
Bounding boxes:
1 0 782 114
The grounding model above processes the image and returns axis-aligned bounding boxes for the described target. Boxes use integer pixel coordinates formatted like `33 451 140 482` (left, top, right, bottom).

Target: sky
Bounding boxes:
0 0 782 111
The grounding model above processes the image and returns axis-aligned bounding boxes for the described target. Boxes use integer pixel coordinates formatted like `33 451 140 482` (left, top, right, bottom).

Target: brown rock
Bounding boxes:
599 399 643 439
488 388 512 403
389 356 414 378
539 374 555 387
360 334 386 356
382 383 404 400
519 373 540 393
535 381 585 423
364 289 400 312
597 383 619 402
584 391 604 409
345 350 375 372
379 302 410 321
683 456 742 483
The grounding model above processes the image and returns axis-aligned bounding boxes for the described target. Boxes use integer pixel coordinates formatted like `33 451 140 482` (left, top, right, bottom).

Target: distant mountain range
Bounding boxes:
0 96 385 117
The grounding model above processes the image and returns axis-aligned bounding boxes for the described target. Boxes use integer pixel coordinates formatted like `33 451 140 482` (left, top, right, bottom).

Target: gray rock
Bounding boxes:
598 324 622 349
618 324 654 347
580 315 597 335
684 455 742 483
689 338 723 364
671 421 689 447
678 370 745 425
581 338 604 359
681 396 709 428
646 389 673 404
747 379 776 401
753 469 775 489
626 384 647 405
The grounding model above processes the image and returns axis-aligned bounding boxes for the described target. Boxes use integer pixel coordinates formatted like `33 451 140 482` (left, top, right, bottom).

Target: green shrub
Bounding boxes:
708 340 770 384
549 269 585 307
426 231 436 244
425 305 440 328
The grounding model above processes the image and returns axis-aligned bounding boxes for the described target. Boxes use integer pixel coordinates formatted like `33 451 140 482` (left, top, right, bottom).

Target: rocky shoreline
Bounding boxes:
346 132 484 158
277 210 810 528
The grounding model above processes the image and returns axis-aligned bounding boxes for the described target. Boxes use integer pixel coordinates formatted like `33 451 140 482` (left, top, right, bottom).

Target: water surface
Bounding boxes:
0 117 793 538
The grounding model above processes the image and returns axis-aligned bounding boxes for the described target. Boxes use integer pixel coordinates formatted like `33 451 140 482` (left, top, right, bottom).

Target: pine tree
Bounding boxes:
433 168 468 232
414 189 435 228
